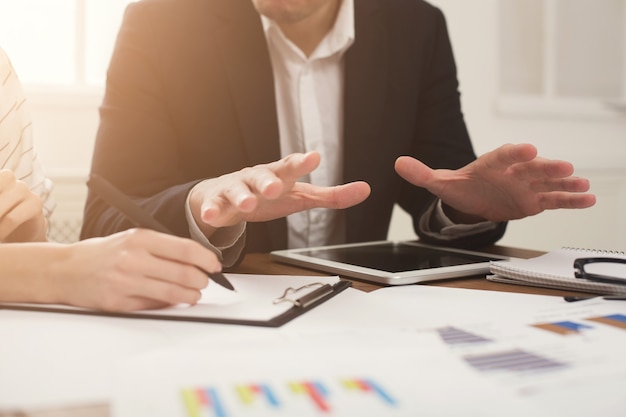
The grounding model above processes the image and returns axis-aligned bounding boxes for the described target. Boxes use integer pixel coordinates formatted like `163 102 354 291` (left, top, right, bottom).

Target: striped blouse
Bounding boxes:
0 47 55 219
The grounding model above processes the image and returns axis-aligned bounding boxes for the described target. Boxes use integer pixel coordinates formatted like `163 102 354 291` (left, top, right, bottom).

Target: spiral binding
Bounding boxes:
562 247 625 256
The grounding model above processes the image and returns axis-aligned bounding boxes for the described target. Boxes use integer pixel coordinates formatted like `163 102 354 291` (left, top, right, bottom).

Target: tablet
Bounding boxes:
270 241 511 285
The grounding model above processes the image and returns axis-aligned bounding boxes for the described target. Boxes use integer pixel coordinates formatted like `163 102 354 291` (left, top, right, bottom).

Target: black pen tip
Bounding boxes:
209 272 236 291
563 296 590 302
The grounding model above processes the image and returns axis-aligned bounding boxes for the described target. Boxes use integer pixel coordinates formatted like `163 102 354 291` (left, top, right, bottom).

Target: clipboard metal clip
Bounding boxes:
273 283 334 308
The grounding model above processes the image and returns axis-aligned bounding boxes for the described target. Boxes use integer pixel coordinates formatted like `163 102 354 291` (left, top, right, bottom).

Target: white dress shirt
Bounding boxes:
260 0 496 248
262 0 355 249
0 48 55 220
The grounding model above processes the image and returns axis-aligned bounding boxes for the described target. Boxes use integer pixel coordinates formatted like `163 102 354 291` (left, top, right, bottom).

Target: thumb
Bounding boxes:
394 156 434 187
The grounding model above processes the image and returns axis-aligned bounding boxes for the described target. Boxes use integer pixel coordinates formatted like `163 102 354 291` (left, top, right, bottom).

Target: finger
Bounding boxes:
226 166 280 197
510 158 575 181
219 153 320 210
200 192 259 225
250 152 321 201
98 295 170 312
529 177 591 193
331 181 371 208
0 199 42 241
0 214 18 241
227 165 295 205
541 160 575 178
145 255 210 289
97 277 202 312
482 143 538 172
394 156 435 187
0 169 18 188
222 178 259 212
538 192 597 210
242 167 285 200
270 152 321 182
0 187 20 218
116 261 205 305
136 229 223 277
136 277 203 305
200 195 225 222
290 181 371 210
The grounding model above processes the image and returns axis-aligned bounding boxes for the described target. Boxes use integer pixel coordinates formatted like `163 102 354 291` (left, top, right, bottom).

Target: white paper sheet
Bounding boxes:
110 331 542 417
5 279 626 417
0 274 342 410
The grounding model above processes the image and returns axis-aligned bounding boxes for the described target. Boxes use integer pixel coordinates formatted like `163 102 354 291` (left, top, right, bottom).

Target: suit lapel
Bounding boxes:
210 0 281 166
344 0 388 241
208 0 388 248
210 0 286 249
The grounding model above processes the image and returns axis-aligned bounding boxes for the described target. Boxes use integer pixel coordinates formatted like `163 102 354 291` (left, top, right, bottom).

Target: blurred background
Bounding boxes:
0 0 624 251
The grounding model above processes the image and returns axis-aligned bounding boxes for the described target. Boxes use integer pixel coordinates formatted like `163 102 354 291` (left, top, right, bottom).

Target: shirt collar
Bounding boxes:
260 0 355 59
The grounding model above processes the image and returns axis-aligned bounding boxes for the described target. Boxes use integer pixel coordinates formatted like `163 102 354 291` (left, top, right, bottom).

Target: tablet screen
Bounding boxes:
295 242 500 273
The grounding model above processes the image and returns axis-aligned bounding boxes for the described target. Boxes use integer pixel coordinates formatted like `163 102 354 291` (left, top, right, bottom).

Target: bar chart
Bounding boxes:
180 378 397 417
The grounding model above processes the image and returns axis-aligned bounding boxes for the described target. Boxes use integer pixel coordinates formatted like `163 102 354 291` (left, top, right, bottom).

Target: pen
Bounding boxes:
563 295 626 302
87 174 235 291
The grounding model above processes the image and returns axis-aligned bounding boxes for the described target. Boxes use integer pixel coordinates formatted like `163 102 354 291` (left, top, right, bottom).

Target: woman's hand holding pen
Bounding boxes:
188 152 370 237
50 228 223 312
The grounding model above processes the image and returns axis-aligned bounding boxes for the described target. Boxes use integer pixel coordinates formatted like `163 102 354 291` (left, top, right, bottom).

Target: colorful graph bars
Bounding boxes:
182 387 227 417
179 314 626 415
341 378 397 407
533 313 626 335
437 326 492 345
289 381 331 412
532 320 593 335
586 313 626 330
236 384 280 408
463 348 567 373
181 378 396 416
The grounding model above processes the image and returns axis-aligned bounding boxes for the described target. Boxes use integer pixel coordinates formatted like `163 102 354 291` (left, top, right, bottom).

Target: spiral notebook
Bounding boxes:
488 247 626 295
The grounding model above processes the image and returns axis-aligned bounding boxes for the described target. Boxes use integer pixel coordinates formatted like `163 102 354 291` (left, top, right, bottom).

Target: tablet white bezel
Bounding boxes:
270 240 512 285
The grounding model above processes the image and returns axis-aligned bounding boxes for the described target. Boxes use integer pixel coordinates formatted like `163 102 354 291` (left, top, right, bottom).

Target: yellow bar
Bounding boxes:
181 389 202 417
289 382 306 394
236 385 254 404
341 379 359 390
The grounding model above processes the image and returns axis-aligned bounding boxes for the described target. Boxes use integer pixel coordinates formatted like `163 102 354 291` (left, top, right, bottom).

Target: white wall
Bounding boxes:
26 90 100 242
25 0 626 250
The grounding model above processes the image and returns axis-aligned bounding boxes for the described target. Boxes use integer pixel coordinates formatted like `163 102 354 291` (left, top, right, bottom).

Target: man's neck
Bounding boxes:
277 1 341 57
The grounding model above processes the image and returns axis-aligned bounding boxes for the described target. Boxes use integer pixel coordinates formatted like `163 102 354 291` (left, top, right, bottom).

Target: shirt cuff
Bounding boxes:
185 190 246 268
419 199 497 240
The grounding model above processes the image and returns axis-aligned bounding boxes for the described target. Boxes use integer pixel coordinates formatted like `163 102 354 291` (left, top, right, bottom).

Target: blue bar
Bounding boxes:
312 381 329 397
206 387 227 417
261 384 280 408
605 314 626 323
364 379 397 406
554 321 593 331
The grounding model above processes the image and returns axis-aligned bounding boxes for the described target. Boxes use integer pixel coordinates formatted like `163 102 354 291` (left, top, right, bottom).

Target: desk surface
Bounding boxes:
12 245 591 417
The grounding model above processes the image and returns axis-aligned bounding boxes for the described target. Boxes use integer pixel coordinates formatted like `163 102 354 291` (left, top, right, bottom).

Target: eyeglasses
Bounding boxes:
574 257 626 285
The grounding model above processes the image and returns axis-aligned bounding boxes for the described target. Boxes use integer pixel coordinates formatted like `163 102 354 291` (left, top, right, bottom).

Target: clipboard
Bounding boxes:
0 274 351 328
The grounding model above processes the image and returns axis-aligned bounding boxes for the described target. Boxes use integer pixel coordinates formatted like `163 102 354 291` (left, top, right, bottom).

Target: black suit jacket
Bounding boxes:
81 0 506 253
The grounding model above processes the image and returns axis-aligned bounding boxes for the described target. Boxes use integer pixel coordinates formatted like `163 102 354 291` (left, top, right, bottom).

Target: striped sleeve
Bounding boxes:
0 47 55 219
